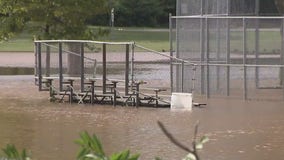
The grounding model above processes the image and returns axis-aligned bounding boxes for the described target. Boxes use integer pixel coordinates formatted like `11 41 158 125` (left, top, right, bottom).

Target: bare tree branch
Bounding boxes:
157 121 193 153
193 121 200 160
157 121 200 160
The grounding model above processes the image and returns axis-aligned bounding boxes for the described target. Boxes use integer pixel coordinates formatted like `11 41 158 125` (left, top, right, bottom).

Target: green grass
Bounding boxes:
1 27 281 54
180 29 283 55
101 28 170 52
0 27 170 52
0 31 35 52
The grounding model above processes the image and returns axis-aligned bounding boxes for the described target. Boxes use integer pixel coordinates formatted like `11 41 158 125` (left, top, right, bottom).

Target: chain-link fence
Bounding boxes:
171 0 284 100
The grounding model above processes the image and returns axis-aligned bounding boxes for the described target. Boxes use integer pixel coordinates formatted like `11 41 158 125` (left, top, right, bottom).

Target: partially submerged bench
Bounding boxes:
38 76 170 107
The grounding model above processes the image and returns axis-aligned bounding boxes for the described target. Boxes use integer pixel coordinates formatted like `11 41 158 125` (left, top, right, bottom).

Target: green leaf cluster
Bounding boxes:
75 131 139 160
115 0 175 27
0 130 208 160
0 0 109 41
89 0 176 27
1 144 31 160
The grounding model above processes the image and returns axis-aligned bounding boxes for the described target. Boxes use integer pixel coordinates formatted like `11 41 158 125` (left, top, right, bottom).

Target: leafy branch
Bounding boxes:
75 131 140 160
1 144 31 160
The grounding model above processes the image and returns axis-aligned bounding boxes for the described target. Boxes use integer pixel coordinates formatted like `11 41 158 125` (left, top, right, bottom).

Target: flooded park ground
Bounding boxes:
1 52 284 160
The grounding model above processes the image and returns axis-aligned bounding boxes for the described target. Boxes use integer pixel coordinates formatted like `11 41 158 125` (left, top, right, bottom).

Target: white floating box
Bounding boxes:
170 92 193 111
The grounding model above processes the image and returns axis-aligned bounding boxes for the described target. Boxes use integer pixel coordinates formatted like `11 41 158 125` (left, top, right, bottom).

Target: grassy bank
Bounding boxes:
0 27 170 52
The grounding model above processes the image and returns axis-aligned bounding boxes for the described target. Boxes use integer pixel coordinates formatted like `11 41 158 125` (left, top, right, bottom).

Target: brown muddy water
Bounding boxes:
0 50 284 159
1 75 284 160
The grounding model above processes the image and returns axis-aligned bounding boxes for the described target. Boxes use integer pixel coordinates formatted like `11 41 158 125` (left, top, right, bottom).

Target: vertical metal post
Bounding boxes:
131 43 134 86
46 45 50 77
216 17 221 91
169 13 173 93
80 43 85 92
174 0 182 90
206 18 210 98
200 0 205 95
201 0 204 15
226 18 231 96
243 18 248 100
59 42 63 91
34 42 38 85
102 43 107 94
37 42 42 91
135 83 140 107
175 0 181 92
200 18 205 94
216 0 219 14
281 19 284 100
181 61 184 92
112 81 117 106
255 0 260 16
176 0 180 16
255 0 260 88
227 0 230 15
226 0 231 96
176 19 180 91
255 18 260 88
125 44 130 95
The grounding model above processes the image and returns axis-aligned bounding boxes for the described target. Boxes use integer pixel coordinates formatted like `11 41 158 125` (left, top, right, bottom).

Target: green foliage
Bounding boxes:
0 0 109 41
75 131 139 160
260 0 279 15
75 131 105 160
0 0 28 40
1 144 31 160
0 128 207 160
109 150 139 160
89 0 176 27
115 0 163 27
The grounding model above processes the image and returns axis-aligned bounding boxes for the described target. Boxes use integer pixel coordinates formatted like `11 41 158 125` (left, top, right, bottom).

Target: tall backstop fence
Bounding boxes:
170 15 284 101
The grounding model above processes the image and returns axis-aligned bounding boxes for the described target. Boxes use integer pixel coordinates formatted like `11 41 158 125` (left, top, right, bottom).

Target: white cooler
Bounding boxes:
170 92 193 111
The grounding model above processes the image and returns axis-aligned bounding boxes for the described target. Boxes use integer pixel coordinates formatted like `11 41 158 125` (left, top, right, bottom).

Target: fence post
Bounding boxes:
216 17 220 91
176 16 180 92
255 0 260 89
80 43 85 92
226 17 231 96
282 19 284 100
255 18 260 88
46 45 50 77
125 44 130 95
181 61 184 92
201 17 206 95
206 17 210 99
243 18 248 100
37 42 42 91
131 43 135 87
169 13 173 93
103 43 107 94
59 42 63 91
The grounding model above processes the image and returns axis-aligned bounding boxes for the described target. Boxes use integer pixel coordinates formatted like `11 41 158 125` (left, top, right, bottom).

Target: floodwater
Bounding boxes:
1 76 284 160
1 52 284 159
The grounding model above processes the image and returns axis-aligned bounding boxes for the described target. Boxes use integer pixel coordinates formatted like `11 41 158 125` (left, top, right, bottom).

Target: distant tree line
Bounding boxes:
260 0 279 15
88 0 283 27
87 0 176 27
